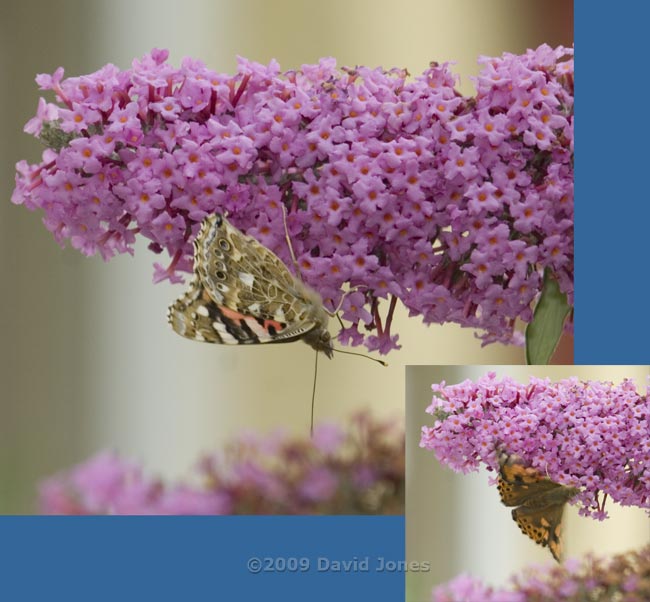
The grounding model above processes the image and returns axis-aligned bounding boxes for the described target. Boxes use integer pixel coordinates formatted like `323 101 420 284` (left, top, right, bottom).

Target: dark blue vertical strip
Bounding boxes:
574 2 649 363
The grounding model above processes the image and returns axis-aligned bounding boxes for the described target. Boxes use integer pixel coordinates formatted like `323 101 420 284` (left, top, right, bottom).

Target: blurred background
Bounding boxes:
406 366 650 601
1 1 572 514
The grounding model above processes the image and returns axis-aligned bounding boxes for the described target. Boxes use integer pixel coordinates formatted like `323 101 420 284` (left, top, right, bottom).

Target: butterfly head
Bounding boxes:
303 326 334 358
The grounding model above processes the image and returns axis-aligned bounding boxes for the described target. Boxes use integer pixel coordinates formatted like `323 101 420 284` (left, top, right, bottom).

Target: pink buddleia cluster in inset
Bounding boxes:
420 373 650 519
13 45 573 352
432 547 650 601
39 410 404 515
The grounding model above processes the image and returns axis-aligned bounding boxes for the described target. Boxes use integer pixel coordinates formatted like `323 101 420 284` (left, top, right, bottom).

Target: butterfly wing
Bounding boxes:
168 214 330 347
497 451 578 562
497 471 565 507
168 275 320 345
168 277 253 344
511 502 566 562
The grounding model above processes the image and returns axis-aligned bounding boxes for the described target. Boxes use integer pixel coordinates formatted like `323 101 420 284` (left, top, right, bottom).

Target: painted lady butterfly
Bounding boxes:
497 450 579 562
167 213 333 357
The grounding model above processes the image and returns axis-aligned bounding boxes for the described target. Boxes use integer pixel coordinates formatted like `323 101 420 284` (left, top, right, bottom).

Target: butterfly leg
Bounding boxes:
324 286 368 318
280 203 302 277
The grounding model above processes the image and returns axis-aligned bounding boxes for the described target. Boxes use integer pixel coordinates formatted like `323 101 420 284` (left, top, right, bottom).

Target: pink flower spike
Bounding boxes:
421 374 650 519
13 45 573 353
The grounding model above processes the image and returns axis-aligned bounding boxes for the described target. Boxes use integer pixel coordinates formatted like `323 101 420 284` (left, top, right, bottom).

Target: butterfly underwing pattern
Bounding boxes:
167 213 333 357
497 450 579 562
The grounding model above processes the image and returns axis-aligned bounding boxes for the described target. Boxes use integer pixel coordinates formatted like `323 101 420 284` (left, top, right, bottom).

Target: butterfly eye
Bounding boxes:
218 239 230 251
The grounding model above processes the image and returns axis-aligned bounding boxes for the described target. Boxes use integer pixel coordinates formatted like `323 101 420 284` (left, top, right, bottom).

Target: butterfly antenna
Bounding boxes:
280 204 301 276
310 349 319 437
324 287 366 319
331 347 388 366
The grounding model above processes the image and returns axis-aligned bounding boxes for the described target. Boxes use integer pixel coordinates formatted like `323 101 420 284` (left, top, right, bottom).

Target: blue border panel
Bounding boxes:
0 516 405 601
574 2 649 363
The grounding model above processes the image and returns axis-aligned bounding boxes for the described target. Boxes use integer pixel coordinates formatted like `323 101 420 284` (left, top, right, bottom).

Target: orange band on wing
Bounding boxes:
218 305 285 332
262 318 285 331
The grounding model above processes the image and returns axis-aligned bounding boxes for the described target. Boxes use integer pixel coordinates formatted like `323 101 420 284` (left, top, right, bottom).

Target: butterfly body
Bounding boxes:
497 451 578 562
168 213 333 357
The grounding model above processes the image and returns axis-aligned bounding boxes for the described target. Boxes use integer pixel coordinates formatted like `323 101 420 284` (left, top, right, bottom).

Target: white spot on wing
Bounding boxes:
196 305 209 317
212 320 238 344
243 316 273 341
238 272 255 288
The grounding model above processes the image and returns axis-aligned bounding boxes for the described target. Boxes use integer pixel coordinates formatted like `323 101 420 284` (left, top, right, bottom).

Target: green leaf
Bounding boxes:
525 269 571 365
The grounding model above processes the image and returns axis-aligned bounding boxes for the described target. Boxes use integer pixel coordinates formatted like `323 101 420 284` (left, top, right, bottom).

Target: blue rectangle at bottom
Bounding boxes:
0 516 405 601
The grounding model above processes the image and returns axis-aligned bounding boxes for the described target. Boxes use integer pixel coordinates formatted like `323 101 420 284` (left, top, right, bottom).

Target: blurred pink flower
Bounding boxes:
432 547 650 601
40 410 404 515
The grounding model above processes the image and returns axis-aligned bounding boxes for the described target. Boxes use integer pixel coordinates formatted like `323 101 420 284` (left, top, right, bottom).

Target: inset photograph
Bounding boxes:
406 366 650 602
